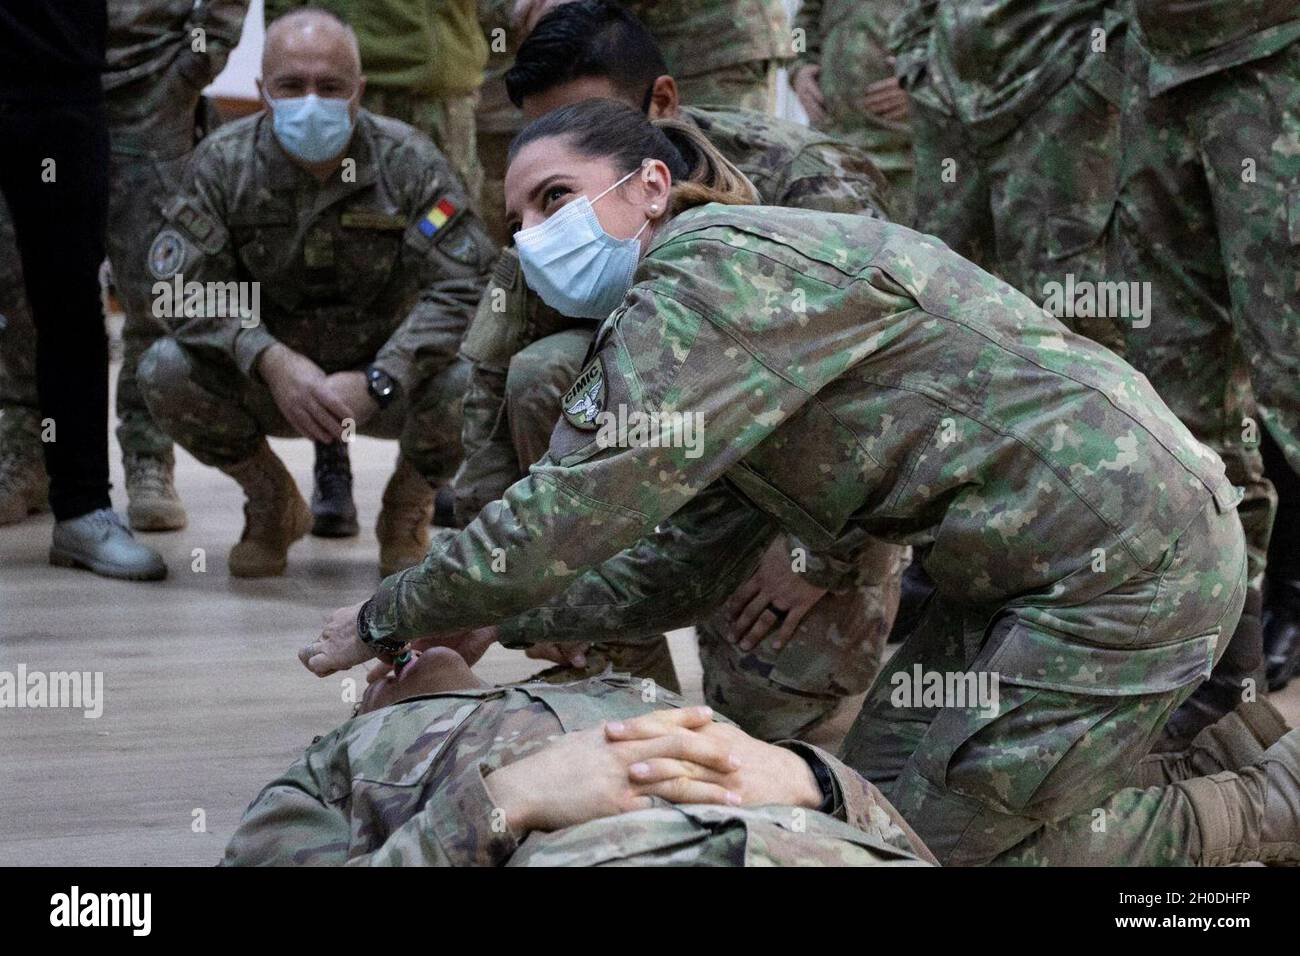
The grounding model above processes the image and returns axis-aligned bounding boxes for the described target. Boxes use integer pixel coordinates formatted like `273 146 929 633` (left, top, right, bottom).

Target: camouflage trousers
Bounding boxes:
0 70 197 460
138 336 468 486
910 60 1127 354
363 87 483 209
458 325 904 741
677 59 781 114
222 675 930 866
1111 38 1300 597
841 497 1248 865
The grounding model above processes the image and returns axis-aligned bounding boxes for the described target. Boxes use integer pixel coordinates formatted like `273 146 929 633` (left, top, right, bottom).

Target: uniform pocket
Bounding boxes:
913 619 1217 818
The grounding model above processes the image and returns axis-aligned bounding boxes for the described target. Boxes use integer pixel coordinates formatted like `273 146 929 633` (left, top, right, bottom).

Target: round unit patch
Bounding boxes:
148 228 187 280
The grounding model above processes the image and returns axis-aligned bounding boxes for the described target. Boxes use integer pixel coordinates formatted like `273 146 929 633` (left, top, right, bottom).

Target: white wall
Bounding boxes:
206 0 263 99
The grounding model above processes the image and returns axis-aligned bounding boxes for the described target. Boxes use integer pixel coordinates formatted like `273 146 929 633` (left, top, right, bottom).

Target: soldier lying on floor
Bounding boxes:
222 638 937 866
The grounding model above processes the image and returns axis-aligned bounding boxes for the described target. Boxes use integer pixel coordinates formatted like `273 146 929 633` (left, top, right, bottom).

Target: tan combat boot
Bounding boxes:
1136 699 1290 787
1178 723 1300 865
220 441 312 577
0 411 48 525
376 456 433 577
124 450 187 531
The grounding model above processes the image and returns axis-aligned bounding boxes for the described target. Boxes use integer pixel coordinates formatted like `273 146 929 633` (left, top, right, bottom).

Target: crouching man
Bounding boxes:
223 640 937 866
138 9 495 577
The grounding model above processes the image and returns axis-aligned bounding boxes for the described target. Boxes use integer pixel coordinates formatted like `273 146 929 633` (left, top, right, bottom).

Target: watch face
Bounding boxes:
369 369 396 403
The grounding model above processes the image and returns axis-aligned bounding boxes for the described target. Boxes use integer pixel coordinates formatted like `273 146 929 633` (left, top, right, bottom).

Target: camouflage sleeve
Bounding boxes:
362 240 819 644
793 527 894 591
349 763 521 867
452 362 519 526
159 146 282 378
889 0 938 90
372 150 496 390
777 741 940 865
494 483 777 647
778 142 893 219
791 0 825 73
195 0 250 60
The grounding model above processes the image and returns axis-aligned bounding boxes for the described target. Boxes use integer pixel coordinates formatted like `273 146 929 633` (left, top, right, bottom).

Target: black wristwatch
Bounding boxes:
365 364 399 410
356 600 406 655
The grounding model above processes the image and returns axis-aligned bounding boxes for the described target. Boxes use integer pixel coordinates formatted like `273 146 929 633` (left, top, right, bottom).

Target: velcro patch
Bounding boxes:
163 196 227 254
340 210 409 230
562 360 606 431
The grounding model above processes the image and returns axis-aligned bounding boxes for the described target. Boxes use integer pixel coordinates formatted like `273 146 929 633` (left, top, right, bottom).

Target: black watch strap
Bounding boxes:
356 600 405 655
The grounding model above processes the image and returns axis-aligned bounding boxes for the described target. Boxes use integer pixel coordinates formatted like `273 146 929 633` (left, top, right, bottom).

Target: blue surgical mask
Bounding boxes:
267 93 354 163
514 165 652 320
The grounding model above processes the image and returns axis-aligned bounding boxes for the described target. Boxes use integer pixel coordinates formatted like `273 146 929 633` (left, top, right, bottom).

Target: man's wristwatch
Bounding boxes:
365 365 399 410
356 600 406 655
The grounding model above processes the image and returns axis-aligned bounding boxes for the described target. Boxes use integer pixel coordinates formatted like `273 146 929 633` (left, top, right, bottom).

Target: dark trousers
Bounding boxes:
0 96 112 520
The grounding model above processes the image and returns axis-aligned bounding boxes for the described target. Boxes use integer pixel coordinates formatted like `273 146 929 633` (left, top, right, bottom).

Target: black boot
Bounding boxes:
887 557 935 644
311 441 359 538
1266 578 1300 691
432 485 457 528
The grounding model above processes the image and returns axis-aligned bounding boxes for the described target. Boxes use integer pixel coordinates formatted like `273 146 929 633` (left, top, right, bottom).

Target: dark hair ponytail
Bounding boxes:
508 99 758 214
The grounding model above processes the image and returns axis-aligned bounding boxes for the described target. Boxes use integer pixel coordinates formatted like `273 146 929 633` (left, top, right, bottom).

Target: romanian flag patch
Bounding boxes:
418 197 458 238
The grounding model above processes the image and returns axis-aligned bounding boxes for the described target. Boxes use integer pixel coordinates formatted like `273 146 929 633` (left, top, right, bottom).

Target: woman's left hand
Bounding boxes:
725 539 829 651
300 601 378 676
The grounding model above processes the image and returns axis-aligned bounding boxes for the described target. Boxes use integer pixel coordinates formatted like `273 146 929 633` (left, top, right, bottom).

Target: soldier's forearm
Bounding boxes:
495 489 776 647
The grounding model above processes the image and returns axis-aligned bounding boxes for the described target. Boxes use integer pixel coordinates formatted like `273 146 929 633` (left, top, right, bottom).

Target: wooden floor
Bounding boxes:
1 331 1296 866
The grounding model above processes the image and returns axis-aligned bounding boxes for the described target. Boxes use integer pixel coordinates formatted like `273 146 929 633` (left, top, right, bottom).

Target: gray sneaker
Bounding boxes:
49 508 167 581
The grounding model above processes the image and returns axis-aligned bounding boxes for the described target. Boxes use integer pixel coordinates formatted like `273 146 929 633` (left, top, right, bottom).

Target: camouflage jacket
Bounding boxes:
890 0 1113 142
105 0 248 91
152 109 495 387
266 0 489 98
791 0 913 172
621 0 792 78
366 204 1237 649
1133 0 1300 94
222 676 934 866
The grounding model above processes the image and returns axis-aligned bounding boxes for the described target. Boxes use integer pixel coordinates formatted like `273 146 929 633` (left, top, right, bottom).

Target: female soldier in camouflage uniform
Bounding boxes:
302 99 1300 867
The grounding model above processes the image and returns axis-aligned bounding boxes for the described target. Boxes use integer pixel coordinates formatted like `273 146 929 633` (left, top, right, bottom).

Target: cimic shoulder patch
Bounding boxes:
562 360 606 431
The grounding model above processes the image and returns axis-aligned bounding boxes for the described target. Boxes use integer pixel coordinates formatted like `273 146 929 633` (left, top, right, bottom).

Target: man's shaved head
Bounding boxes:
262 8 362 85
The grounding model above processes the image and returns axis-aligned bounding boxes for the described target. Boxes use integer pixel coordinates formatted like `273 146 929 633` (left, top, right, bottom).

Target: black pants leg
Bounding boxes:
0 96 112 520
